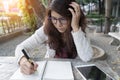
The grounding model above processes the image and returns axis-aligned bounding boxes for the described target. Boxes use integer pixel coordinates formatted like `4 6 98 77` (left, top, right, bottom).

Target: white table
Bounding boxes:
0 57 18 80
0 57 119 80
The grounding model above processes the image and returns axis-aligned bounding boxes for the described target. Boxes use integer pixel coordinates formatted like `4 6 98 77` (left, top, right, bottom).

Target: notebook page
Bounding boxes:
43 61 74 80
10 61 47 80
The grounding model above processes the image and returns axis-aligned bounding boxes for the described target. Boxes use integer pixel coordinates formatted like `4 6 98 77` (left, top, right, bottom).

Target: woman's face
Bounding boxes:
51 11 70 33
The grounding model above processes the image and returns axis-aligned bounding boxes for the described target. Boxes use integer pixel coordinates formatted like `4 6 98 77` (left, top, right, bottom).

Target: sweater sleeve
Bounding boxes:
71 28 93 62
15 26 47 64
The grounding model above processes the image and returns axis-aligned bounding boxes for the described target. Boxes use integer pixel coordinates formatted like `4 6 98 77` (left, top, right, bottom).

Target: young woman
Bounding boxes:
15 0 93 74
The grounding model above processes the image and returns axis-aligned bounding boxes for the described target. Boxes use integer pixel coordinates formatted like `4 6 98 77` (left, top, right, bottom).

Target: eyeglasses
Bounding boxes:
48 16 67 25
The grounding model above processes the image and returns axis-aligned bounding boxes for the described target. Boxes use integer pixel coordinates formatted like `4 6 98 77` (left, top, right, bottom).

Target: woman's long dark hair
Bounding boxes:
44 0 87 58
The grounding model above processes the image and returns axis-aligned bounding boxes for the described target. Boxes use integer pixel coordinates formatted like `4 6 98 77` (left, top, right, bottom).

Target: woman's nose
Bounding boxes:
56 20 62 27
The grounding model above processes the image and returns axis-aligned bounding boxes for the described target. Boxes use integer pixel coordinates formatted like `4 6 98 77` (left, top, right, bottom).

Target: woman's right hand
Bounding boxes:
19 56 38 75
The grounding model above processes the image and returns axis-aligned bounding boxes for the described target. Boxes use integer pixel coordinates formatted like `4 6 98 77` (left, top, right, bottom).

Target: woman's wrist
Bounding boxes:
72 26 79 32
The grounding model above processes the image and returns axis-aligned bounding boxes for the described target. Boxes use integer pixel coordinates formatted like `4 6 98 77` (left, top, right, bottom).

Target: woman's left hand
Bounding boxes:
68 2 81 32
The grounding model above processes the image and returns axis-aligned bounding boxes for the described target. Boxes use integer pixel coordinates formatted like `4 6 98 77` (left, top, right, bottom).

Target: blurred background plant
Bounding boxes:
18 0 37 33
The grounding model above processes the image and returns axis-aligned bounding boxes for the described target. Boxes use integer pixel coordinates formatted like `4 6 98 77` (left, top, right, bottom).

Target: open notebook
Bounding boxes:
10 61 74 80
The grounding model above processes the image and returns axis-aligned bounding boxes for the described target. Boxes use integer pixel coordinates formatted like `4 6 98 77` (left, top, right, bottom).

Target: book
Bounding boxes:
10 61 74 80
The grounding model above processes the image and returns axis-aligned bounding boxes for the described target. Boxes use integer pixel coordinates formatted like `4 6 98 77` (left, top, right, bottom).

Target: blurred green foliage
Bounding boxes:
18 0 37 33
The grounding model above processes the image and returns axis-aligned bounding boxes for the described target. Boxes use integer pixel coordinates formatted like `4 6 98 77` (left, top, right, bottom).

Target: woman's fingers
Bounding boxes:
69 2 80 19
68 8 75 18
71 2 80 12
68 2 80 32
69 2 80 15
20 66 34 75
20 59 37 74
33 62 38 71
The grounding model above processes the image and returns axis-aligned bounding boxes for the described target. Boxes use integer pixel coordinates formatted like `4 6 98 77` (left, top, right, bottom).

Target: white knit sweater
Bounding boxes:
15 26 93 64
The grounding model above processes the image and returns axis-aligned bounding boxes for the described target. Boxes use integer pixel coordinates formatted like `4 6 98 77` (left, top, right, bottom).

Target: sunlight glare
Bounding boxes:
1 0 19 13
3 1 9 12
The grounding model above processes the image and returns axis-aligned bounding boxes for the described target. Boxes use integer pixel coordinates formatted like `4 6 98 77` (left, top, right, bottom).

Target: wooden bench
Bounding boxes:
108 32 120 50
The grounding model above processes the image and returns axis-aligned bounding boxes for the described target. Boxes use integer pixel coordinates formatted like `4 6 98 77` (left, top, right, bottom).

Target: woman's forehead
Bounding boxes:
51 11 63 18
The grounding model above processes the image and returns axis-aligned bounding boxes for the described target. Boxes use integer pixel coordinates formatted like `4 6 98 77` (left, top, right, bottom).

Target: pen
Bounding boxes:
22 49 34 66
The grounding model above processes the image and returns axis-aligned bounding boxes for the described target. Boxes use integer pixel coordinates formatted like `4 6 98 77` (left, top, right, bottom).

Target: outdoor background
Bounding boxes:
0 0 120 78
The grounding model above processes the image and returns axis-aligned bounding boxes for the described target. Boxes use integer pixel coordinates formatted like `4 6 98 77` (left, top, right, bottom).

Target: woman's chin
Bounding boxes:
58 30 65 33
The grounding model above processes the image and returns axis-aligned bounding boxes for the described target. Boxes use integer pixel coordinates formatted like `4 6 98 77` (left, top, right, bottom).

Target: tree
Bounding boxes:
42 0 52 8
104 0 112 34
76 0 82 4
83 0 97 3
18 0 46 32
27 0 46 28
